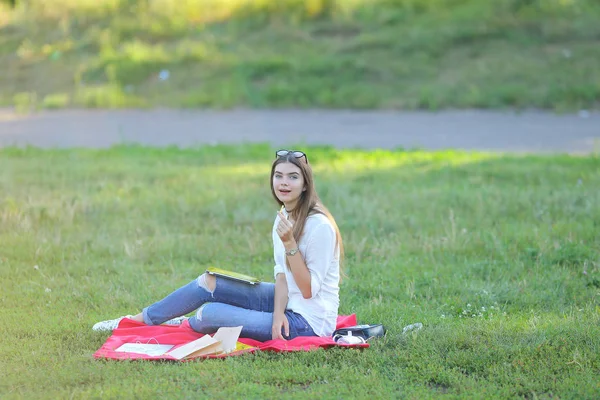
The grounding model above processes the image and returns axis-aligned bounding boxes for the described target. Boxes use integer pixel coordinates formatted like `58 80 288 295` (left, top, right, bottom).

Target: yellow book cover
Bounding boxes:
234 342 258 352
206 267 261 285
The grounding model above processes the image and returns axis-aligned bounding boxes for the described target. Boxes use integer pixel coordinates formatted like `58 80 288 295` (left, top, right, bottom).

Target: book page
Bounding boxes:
213 326 243 353
115 343 174 357
185 342 223 358
167 335 219 360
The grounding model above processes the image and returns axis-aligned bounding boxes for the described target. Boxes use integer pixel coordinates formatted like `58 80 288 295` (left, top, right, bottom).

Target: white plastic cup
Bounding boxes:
402 322 423 334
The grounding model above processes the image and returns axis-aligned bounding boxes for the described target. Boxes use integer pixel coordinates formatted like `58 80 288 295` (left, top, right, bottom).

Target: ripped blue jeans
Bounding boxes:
142 275 316 342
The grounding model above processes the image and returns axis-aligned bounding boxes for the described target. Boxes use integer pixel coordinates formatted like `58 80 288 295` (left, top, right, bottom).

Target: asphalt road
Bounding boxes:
1 108 598 153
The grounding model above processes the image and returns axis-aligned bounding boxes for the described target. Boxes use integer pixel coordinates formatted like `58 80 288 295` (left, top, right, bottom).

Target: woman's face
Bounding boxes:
272 162 305 209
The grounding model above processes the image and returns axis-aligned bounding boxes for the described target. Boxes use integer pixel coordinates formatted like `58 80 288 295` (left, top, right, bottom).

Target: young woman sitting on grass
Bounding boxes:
93 150 344 341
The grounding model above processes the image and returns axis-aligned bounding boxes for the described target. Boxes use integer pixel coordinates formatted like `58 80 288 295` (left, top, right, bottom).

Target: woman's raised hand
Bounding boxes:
276 211 295 245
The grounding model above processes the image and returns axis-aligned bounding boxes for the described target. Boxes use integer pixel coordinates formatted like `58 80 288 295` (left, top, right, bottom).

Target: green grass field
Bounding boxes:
1 145 599 398
1 0 600 111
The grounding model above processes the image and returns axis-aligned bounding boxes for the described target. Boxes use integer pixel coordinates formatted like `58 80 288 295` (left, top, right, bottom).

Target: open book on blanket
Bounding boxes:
115 326 255 359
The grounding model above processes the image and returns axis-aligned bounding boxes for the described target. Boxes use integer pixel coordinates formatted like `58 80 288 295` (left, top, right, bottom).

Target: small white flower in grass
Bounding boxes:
441 314 446 319
481 306 486 311
467 304 471 308
34 265 39 270
472 314 476 317
45 288 51 293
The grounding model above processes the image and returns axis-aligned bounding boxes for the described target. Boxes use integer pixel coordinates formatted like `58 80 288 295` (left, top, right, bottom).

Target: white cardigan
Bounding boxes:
272 210 340 337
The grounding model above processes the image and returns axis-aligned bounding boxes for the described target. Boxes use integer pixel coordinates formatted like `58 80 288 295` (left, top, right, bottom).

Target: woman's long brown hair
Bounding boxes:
270 153 345 278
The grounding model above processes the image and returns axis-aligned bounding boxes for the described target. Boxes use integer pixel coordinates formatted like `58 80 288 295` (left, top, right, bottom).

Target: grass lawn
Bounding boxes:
0 144 599 398
1 0 600 111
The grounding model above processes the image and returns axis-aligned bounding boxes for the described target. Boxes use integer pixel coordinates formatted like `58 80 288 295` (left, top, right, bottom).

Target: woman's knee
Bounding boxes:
195 302 213 322
196 273 216 293
188 302 219 334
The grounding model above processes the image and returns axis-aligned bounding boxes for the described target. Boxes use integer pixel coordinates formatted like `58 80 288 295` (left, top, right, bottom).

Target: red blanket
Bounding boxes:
94 314 368 360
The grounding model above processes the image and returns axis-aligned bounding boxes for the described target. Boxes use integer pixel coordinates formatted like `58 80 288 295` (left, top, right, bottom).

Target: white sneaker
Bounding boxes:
92 315 133 332
163 316 187 326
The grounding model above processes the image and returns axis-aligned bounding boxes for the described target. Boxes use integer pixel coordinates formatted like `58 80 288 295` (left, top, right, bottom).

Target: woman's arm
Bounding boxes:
283 240 312 298
276 211 313 298
276 211 336 299
272 273 290 340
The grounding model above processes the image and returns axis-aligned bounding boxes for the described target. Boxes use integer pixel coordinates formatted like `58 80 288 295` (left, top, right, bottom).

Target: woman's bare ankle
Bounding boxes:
130 313 144 323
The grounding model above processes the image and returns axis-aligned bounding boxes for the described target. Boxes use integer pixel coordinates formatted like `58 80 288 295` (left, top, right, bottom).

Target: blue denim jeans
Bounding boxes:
142 275 316 342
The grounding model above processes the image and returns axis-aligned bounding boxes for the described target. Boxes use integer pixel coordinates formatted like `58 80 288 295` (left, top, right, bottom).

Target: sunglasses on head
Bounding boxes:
275 149 308 164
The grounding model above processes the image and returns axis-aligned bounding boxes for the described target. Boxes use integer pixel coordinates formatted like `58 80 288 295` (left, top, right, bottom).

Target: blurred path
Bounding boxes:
0 108 598 153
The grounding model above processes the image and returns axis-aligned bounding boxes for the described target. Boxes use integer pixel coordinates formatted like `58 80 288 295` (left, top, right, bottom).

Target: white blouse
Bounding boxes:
272 210 340 337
